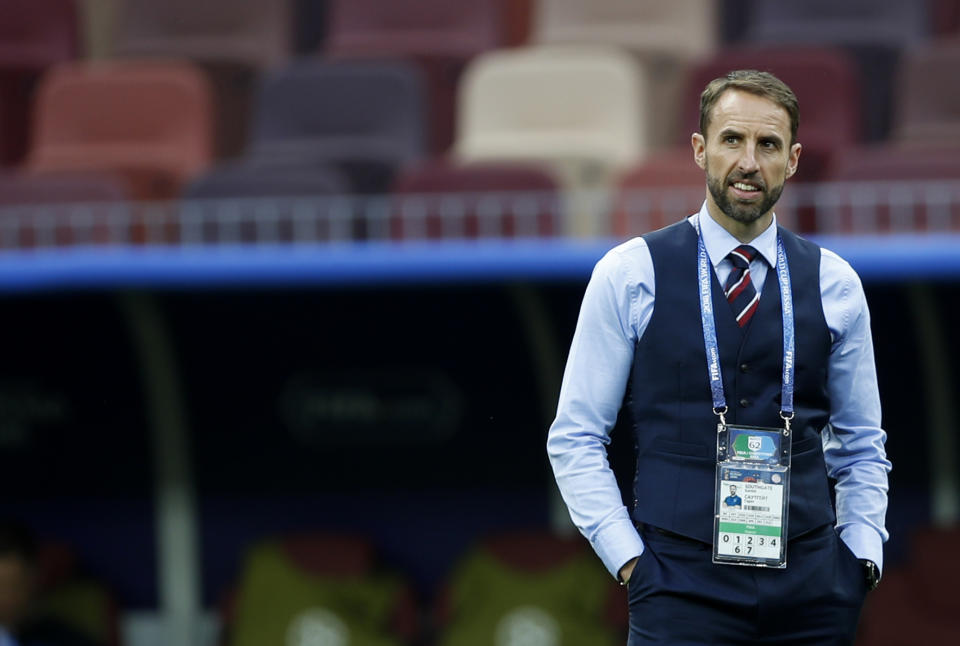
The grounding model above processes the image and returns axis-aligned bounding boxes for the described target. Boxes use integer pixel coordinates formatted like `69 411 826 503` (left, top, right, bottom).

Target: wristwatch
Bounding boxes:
860 559 880 591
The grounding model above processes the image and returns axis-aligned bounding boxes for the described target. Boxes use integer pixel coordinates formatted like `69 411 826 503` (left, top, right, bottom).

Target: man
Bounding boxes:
547 70 889 645
723 485 742 509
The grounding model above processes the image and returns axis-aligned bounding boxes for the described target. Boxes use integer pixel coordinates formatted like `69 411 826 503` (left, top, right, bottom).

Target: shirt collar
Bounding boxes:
693 201 778 268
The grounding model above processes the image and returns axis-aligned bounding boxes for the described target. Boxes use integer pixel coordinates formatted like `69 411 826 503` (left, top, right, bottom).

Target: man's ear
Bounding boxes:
691 133 706 170
786 142 802 178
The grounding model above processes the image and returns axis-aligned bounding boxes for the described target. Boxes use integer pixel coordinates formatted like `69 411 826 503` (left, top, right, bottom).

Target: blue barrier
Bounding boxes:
0 234 957 292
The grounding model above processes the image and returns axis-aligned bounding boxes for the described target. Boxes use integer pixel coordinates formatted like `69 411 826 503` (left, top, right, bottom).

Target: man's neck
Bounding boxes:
705 198 773 244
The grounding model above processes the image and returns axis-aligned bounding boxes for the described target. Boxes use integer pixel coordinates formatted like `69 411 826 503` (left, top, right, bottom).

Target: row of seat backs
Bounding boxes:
13 40 960 201
4 140 959 248
4 2 958 163
9 1 959 67
224 530 623 646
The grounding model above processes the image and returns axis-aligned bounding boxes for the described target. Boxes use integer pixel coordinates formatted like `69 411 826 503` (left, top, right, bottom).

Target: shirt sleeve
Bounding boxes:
820 249 892 572
546 240 653 578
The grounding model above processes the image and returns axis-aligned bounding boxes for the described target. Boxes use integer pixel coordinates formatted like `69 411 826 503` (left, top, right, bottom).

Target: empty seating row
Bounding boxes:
5 0 960 165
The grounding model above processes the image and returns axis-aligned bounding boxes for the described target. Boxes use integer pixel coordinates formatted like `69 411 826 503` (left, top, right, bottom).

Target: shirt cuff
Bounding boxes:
591 514 645 579
838 523 885 573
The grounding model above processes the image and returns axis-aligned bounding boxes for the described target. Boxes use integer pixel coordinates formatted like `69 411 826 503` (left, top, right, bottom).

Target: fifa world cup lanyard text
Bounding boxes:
697 225 795 568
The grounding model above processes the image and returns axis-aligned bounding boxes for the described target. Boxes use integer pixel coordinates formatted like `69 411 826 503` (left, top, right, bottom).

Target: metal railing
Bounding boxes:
1 181 959 250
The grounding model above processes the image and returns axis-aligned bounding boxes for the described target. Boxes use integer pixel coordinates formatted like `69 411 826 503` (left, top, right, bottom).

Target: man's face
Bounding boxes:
693 90 801 226
0 555 34 629
729 486 737 495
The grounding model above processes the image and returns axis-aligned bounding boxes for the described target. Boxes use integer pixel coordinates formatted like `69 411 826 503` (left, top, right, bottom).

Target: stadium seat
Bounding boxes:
390 159 561 239
26 60 214 201
454 45 649 236
741 0 930 47
325 0 506 153
612 149 706 237
532 0 719 147
932 0 960 37
115 0 291 66
533 0 717 62
224 533 417 646
679 46 863 182
737 0 931 142
891 40 960 147
0 171 127 207
0 171 128 249
0 0 78 165
182 161 351 243
434 530 624 646
816 146 960 233
246 59 427 195
114 0 292 158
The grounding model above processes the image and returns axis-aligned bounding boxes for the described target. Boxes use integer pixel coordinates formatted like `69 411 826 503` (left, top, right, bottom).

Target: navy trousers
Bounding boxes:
627 524 868 645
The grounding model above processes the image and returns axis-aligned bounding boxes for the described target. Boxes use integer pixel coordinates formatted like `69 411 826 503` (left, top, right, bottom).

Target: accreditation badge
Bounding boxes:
713 424 792 568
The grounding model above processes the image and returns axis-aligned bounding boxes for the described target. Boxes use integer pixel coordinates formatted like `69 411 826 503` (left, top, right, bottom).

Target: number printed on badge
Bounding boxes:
717 532 779 558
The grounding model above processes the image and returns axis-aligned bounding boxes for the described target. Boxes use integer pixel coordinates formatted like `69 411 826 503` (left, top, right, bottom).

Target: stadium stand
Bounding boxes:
612 149 710 237
454 45 648 236
0 170 127 248
532 0 718 148
244 59 426 196
678 46 863 182
737 0 932 142
182 162 351 243
434 530 624 646
25 60 213 201
113 0 291 159
891 39 960 147
533 0 717 62
0 0 78 165
390 159 561 239
815 145 960 233
222 533 417 646
324 0 506 153
2 3 960 645
933 0 960 36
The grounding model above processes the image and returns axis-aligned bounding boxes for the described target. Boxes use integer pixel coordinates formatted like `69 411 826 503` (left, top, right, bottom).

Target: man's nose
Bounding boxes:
738 147 759 173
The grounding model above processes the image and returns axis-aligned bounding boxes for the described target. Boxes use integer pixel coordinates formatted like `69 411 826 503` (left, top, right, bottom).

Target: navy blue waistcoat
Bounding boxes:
627 220 835 543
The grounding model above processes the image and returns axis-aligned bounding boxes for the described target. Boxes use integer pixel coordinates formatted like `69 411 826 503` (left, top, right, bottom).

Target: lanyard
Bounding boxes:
696 222 795 431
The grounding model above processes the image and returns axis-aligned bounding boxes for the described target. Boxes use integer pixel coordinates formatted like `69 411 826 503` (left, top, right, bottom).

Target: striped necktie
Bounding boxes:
724 245 760 327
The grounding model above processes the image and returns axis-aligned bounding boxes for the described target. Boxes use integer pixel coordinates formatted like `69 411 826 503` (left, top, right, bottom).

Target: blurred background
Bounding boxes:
0 0 958 645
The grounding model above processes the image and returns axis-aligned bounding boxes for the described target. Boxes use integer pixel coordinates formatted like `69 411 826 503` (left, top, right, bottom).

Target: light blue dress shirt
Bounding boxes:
547 202 891 579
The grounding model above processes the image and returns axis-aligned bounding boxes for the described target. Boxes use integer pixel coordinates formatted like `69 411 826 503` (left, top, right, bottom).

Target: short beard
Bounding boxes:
706 170 783 225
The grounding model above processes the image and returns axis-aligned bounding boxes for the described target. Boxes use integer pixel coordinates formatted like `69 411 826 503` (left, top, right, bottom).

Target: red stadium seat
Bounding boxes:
0 0 78 165
892 40 960 147
26 61 214 201
115 0 292 158
325 0 507 153
613 149 706 237
817 145 960 233
391 160 561 239
0 171 128 248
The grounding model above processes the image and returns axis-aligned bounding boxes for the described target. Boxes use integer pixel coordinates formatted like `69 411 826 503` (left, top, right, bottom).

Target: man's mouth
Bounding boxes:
731 181 761 193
